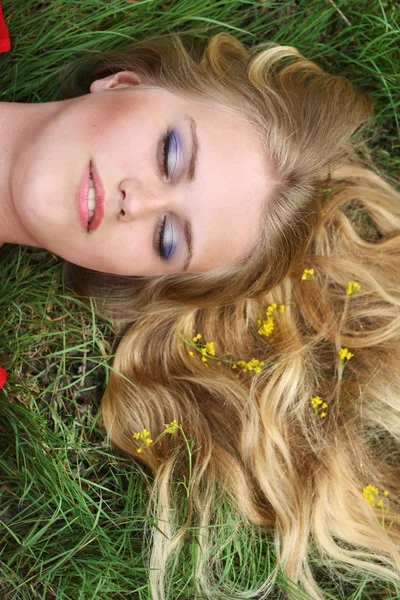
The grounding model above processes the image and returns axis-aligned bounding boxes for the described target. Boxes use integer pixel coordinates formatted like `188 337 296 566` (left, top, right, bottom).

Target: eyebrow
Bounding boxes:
181 114 198 271
182 219 193 272
185 114 199 183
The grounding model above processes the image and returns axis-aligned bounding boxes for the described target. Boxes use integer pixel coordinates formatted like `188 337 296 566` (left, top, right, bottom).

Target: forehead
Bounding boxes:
176 94 273 272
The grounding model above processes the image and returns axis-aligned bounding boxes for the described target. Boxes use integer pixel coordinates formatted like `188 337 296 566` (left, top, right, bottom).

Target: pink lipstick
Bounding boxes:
88 161 105 232
77 161 105 232
77 163 90 231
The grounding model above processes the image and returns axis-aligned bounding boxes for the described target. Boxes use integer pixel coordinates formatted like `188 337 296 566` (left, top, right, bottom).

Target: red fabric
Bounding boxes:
0 365 7 388
0 2 11 53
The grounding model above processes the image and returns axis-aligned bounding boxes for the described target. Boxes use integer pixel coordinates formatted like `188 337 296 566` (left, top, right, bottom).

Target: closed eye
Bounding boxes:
160 128 180 180
154 213 177 260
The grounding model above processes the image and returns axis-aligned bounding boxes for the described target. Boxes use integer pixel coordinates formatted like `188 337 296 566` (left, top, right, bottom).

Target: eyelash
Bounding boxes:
156 214 167 260
161 128 173 179
156 129 174 259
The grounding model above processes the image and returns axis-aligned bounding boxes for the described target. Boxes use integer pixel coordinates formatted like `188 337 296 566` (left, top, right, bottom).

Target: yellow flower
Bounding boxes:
362 486 392 533
363 484 379 507
182 331 265 375
189 340 216 365
339 347 354 362
133 428 151 441
236 360 247 373
256 304 285 337
165 419 179 434
257 315 274 337
133 428 153 452
248 358 264 371
346 281 361 296
205 342 215 356
311 396 322 409
301 268 315 281
234 358 265 374
311 396 328 419
255 359 264 370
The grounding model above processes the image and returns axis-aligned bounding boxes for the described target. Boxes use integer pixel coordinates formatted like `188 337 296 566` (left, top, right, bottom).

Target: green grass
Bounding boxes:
0 0 399 598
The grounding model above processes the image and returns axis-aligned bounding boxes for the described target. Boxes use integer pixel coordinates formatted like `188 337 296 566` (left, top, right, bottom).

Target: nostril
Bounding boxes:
120 209 126 217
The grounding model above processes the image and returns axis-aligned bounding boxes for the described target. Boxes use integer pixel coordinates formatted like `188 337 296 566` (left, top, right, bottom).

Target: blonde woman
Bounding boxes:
3 32 400 599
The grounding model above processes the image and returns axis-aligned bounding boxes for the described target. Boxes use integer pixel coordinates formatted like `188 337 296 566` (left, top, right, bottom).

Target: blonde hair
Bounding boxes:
64 33 400 598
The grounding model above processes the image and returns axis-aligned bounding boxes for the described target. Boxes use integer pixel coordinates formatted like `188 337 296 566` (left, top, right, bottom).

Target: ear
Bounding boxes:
89 71 142 93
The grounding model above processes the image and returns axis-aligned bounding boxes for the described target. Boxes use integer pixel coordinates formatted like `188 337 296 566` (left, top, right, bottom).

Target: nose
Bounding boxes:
118 177 171 222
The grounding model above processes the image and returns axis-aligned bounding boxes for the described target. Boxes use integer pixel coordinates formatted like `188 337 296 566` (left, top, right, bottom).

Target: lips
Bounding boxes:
88 161 105 232
77 161 105 232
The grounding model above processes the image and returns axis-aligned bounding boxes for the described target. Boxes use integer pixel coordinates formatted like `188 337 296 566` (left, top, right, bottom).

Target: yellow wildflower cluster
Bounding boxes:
346 281 361 296
132 428 153 454
133 420 180 454
232 358 265 374
201 341 216 362
188 334 216 363
301 268 315 281
182 331 267 375
363 485 389 508
337 282 360 366
165 419 179 434
311 396 328 418
257 303 285 337
338 347 354 362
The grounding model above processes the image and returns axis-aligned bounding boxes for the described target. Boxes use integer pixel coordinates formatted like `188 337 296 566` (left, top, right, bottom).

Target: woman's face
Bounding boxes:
13 71 274 275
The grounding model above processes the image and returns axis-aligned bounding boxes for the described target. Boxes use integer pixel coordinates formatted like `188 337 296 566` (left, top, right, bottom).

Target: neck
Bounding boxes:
0 100 60 247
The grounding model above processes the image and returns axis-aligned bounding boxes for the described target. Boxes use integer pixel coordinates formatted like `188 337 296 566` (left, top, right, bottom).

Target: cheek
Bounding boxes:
59 94 131 149
83 228 151 275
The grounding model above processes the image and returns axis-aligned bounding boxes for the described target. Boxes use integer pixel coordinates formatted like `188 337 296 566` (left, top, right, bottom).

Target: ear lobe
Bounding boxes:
89 71 142 93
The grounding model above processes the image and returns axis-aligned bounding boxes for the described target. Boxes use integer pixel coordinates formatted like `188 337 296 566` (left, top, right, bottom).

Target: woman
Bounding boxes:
4 32 400 598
